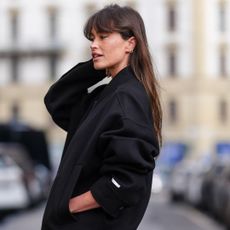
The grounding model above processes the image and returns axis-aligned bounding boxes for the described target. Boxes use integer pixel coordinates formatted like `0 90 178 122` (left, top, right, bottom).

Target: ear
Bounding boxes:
125 36 136 53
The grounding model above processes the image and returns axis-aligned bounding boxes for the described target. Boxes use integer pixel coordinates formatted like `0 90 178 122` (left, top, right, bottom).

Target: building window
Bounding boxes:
47 6 58 80
85 3 97 17
9 8 20 82
219 100 228 123
169 100 177 123
167 3 177 32
11 56 19 83
219 48 227 77
219 2 226 32
167 46 177 76
9 8 19 43
49 55 57 81
47 6 58 41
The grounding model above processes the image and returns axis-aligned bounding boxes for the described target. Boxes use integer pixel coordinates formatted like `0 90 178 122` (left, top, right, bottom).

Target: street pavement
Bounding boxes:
0 193 226 230
138 193 225 230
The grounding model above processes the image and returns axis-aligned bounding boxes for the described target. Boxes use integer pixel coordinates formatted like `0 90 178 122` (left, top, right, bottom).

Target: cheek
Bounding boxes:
106 42 126 58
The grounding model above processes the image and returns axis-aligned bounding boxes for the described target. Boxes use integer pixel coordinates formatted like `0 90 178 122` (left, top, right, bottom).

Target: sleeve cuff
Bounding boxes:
90 176 125 218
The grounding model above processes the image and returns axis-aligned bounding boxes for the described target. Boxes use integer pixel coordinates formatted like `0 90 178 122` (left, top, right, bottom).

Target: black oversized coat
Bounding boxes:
41 60 159 230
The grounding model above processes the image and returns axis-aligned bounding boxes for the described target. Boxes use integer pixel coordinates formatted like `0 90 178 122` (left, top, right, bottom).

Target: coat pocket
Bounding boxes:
57 164 82 222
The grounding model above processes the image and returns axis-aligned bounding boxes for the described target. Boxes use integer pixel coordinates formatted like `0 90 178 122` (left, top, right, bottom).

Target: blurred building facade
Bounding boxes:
0 0 229 158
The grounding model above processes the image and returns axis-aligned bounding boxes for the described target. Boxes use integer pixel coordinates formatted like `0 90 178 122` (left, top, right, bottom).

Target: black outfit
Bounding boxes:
41 60 159 230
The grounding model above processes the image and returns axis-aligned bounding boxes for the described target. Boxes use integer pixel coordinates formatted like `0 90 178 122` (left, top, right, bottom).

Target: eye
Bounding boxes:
99 33 109 39
89 35 94 41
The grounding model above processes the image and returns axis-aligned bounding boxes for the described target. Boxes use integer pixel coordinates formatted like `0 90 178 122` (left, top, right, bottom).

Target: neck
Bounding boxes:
107 65 128 78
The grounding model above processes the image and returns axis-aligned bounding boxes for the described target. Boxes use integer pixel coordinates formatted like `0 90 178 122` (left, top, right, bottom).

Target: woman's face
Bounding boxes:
90 28 135 77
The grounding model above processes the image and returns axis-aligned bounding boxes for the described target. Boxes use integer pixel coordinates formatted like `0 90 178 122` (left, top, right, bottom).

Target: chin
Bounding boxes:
93 62 106 70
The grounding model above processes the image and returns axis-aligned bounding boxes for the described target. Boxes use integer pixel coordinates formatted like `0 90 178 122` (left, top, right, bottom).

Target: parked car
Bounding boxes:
208 160 230 228
0 143 44 211
224 184 230 229
152 172 163 194
168 160 193 201
185 157 211 207
200 160 226 213
0 123 51 171
211 161 230 221
0 123 52 196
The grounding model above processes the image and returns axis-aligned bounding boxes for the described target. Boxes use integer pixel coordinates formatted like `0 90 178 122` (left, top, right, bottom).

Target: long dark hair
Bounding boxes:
84 4 162 145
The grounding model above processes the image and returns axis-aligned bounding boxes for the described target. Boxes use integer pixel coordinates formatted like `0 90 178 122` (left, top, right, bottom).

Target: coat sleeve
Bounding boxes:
44 60 106 131
90 95 159 218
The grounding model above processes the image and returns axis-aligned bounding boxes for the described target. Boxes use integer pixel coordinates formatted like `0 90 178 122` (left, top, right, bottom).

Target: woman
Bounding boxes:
42 4 162 230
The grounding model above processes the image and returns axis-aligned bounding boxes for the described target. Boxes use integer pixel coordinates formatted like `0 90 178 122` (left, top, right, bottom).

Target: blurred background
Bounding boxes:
0 0 229 229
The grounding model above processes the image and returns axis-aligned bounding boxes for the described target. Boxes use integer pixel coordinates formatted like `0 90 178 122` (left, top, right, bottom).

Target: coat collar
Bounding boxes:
96 66 137 103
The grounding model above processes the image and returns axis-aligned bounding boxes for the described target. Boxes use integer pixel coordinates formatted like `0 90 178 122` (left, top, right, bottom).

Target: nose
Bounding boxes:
90 39 98 50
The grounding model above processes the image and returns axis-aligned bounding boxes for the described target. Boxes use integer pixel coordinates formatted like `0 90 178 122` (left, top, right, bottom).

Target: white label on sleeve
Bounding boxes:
111 177 121 188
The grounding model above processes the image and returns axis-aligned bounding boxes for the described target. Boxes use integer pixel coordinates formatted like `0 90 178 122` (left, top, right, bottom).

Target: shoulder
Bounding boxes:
114 80 153 127
119 78 149 101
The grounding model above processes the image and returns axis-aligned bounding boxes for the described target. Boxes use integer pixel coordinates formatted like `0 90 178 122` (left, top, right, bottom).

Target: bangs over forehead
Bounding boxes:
84 4 136 40
84 11 117 39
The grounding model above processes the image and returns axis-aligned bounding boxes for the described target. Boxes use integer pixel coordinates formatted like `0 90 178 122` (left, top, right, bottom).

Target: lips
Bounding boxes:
92 53 103 60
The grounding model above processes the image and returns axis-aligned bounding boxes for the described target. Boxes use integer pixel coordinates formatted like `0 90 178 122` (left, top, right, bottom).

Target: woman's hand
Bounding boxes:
69 191 100 214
